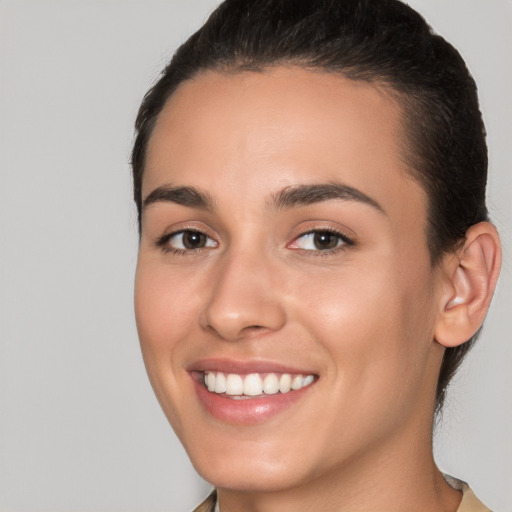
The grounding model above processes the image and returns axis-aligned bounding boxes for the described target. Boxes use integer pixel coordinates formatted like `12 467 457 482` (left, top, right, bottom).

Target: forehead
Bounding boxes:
144 67 427 228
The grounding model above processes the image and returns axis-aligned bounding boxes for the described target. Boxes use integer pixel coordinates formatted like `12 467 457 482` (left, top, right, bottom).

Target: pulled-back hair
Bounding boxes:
131 0 489 414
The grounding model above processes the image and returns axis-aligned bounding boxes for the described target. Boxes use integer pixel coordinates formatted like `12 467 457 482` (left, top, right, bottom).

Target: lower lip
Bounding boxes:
192 377 314 425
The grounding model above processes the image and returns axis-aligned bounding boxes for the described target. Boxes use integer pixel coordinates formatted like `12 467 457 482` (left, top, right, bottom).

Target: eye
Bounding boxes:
289 230 353 252
157 230 217 253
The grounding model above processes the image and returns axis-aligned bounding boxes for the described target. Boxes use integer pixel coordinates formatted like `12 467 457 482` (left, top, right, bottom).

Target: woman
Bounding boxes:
131 0 501 510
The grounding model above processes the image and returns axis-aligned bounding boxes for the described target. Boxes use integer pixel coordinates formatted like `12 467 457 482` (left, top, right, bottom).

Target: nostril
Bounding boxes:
204 322 269 341
242 325 267 335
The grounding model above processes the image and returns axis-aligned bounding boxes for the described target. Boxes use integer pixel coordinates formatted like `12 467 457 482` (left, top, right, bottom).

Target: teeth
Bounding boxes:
225 374 244 395
291 374 303 390
206 372 216 392
214 372 226 394
279 373 292 393
303 375 315 387
203 371 315 397
244 373 263 396
263 374 279 394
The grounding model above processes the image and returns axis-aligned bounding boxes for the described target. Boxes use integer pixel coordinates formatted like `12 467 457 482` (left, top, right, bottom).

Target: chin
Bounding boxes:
195 460 309 493
182 432 326 493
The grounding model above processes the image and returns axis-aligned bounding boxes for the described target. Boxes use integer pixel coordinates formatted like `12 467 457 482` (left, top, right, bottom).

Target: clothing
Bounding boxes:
444 475 492 512
192 478 491 512
192 490 216 512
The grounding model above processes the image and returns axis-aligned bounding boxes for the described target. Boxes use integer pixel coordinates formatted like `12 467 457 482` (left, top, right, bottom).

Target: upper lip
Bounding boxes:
187 358 317 376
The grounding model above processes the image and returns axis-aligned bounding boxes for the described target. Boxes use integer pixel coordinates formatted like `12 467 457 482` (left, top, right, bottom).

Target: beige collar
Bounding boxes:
203 476 491 512
444 475 492 512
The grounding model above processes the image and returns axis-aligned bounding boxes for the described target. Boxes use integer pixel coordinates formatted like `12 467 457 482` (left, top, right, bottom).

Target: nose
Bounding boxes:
199 249 286 341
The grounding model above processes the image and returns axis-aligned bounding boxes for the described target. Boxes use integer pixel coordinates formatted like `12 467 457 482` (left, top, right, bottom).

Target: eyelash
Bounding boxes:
154 228 355 256
155 229 217 256
288 229 355 257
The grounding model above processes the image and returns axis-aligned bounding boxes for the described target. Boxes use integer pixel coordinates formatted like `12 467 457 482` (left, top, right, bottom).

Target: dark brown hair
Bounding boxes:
131 0 489 414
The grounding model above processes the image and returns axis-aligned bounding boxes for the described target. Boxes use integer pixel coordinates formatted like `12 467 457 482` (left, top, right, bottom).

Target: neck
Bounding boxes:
216 419 461 512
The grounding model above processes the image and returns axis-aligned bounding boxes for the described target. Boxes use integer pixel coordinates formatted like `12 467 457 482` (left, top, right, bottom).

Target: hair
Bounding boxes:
131 0 489 414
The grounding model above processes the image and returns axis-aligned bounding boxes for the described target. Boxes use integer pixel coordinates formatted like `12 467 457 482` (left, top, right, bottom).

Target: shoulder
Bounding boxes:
192 489 217 512
444 475 492 512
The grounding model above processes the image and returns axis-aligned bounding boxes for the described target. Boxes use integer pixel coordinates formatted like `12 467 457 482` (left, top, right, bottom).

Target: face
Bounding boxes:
135 68 446 492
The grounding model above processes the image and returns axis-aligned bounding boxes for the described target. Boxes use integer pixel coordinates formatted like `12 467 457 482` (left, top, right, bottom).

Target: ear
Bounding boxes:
434 222 501 348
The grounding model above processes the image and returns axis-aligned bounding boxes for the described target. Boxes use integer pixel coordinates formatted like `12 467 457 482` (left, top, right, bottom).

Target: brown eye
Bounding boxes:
182 231 207 249
165 230 217 251
312 231 340 250
289 229 353 253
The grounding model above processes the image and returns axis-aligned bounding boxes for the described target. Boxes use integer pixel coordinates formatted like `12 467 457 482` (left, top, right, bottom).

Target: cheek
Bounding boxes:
134 261 199 366
290 258 437 399
134 260 206 431
292 262 401 340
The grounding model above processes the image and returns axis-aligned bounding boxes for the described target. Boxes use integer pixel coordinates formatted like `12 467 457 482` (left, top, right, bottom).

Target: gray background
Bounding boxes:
0 0 510 510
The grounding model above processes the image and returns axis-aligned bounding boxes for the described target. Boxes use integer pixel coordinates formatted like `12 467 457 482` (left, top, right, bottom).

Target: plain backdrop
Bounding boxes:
0 0 510 511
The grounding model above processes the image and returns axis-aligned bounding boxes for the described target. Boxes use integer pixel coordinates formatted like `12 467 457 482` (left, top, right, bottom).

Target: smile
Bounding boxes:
190 361 319 424
204 371 316 398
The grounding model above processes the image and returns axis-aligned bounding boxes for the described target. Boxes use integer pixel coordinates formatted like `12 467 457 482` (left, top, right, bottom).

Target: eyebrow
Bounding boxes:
270 183 386 214
142 182 385 215
143 185 214 211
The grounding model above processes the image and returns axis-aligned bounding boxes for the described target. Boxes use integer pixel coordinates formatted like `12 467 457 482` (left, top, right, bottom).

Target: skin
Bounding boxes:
135 67 464 511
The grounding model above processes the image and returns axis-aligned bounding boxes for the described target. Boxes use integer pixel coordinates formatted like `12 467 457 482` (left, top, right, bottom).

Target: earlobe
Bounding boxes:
435 222 501 348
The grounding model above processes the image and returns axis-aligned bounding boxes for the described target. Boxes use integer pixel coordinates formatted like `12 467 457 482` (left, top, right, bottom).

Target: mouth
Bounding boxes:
189 360 318 424
202 371 316 399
